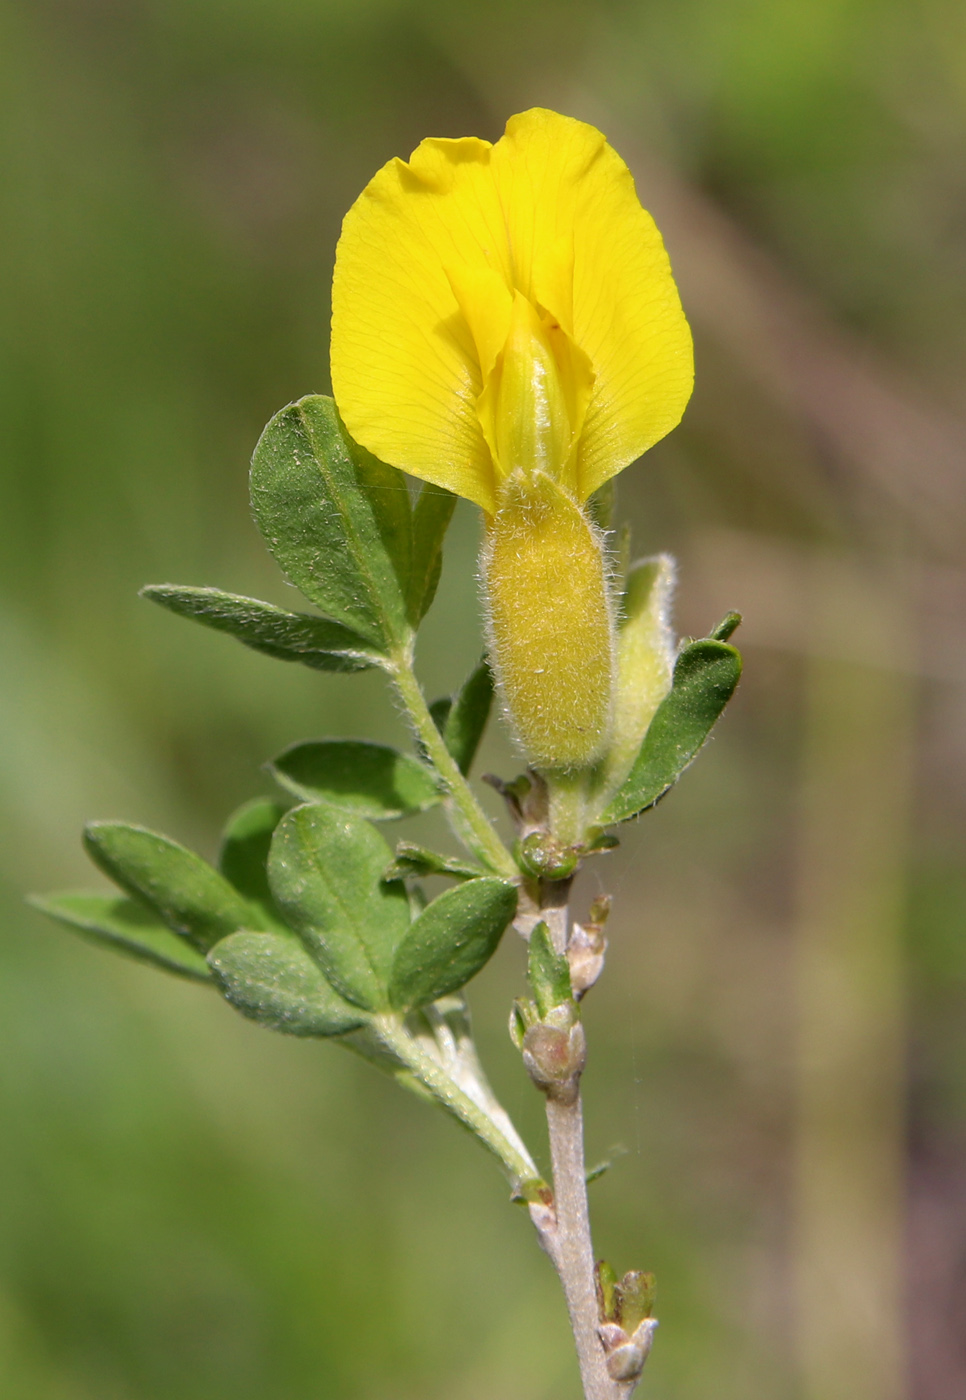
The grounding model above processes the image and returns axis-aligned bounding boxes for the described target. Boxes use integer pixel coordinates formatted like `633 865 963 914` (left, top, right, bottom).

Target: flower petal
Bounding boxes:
491 109 693 500
331 136 511 513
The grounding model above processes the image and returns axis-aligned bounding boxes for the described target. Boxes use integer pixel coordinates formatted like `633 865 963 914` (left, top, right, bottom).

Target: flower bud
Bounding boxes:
482 471 615 770
600 554 676 793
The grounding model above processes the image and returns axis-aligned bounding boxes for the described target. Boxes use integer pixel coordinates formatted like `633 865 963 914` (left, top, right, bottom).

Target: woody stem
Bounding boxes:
530 896 620 1400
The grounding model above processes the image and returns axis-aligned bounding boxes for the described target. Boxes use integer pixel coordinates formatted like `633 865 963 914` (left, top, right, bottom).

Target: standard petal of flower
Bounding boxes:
571 136 693 499
331 136 512 513
492 109 693 501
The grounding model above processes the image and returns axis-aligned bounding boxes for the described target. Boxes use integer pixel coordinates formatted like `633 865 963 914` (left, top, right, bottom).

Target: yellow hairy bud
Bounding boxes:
598 555 676 794
483 473 614 769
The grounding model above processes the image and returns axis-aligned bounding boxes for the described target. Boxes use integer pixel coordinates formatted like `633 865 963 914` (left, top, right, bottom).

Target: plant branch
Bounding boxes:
542 1092 618 1400
527 890 621 1400
389 651 517 877
372 1012 540 1189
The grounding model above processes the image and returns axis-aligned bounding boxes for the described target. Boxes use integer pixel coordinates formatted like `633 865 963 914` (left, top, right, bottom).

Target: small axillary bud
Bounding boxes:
568 894 611 998
521 1013 586 1102
595 1262 658 1384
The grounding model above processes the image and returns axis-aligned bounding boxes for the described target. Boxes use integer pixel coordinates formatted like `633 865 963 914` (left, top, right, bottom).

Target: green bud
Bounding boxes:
595 1260 620 1322
616 1270 656 1331
516 831 579 881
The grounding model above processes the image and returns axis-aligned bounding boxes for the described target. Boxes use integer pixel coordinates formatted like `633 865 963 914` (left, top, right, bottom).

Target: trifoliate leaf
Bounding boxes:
84 822 266 952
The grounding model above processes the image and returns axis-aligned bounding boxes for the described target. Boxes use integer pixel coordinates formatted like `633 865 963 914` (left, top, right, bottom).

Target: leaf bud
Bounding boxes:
521 1021 586 1099
602 1320 658 1383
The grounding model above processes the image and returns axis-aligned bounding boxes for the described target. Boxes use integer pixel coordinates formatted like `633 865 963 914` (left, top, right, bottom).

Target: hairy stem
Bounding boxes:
372 1013 540 1189
389 652 517 877
530 894 619 1400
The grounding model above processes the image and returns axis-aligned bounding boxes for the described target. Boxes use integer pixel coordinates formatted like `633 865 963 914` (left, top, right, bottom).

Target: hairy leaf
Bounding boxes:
389 878 517 1010
250 395 412 650
219 797 288 929
268 805 409 1009
435 660 493 775
408 484 457 623
270 740 440 820
141 585 378 672
528 921 573 1017
384 842 485 882
600 639 742 825
208 930 367 1036
29 892 211 980
84 822 265 952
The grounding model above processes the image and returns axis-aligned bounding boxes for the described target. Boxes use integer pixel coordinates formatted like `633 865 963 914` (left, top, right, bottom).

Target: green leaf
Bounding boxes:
596 1261 620 1323
384 842 486 882
219 797 288 928
709 610 742 642
28 892 212 980
600 639 742 825
141 585 379 673
250 395 412 651
389 878 518 1010
436 660 494 775
408 484 456 623
270 740 441 820
616 1271 657 1330
208 930 367 1036
528 922 573 1018
268 805 409 1009
84 822 266 952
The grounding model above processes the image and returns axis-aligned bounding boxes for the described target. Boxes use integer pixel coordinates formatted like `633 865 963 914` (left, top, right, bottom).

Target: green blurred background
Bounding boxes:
2 1 965 1396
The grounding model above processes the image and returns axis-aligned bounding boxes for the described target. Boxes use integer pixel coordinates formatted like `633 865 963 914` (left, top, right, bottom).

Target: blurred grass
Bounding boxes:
2 1 965 1396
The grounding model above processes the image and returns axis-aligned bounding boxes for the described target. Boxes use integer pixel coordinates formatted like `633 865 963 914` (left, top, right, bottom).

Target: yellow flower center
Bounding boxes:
477 292 593 495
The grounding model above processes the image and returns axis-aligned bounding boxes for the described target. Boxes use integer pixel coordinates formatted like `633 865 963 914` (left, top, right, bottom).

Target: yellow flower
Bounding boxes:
331 108 692 769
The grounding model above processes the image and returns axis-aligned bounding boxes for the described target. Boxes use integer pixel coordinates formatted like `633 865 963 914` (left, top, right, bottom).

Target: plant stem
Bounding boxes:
544 1092 617 1400
372 1013 539 1189
530 895 619 1400
549 769 592 848
389 651 517 877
